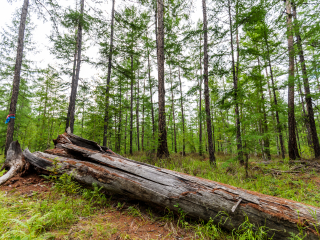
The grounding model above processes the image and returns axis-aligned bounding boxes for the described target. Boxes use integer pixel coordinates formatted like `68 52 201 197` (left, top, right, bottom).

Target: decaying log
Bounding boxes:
1 132 320 239
19 132 320 239
0 141 29 185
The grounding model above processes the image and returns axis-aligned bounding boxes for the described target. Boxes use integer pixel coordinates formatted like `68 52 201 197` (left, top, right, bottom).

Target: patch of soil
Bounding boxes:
0 173 51 195
67 212 193 240
0 175 196 239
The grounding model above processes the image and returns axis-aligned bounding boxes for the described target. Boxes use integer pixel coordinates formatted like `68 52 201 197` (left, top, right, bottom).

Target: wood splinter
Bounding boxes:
231 198 242 213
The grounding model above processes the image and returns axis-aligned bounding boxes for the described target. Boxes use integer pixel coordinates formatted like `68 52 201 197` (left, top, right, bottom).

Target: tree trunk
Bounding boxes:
293 4 320 158
136 69 140 151
156 0 169 158
66 0 85 133
178 67 185 156
103 0 116 147
265 67 280 156
116 81 122 153
286 0 300 160
142 78 145 151
130 55 134 155
5 0 29 156
296 58 313 148
227 0 243 164
202 0 215 164
257 56 271 160
264 28 285 159
3 131 318 240
147 45 155 140
199 58 203 156
169 65 177 153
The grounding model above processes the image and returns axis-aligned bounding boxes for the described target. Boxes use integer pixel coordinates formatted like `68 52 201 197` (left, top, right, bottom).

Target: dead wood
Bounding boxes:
0 141 29 185
2 133 320 239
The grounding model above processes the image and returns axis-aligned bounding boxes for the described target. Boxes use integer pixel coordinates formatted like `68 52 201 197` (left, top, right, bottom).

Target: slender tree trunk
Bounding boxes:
170 65 177 153
117 82 122 153
286 0 300 160
156 0 169 158
66 0 85 133
199 48 203 156
227 0 243 164
147 47 155 141
102 0 116 146
178 67 185 156
263 26 285 159
295 58 313 148
202 0 215 164
136 69 140 151
130 55 134 155
5 0 29 156
265 68 280 156
257 56 271 160
293 4 320 158
142 78 146 151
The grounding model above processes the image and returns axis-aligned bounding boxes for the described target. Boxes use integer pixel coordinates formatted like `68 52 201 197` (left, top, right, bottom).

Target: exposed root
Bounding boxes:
0 141 27 186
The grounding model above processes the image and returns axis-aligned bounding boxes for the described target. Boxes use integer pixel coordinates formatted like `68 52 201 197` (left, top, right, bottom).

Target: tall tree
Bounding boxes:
5 0 30 156
286 0 300 160
292 3 320 158
103 0 116 147
156 0 169 158
66 0 85 133
202 0 215 164
227 0 243 164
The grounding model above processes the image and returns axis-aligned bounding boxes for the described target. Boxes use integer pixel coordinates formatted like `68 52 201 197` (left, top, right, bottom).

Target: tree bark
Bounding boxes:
136 69 140 151
293 4 320 158
199 50 203 156
263 27 285 159
178 67 185 156
5 0 29 156
202 0 215 164
169 65 177 153
103 0 116 147
130 55 134 155
66 0 85 133
227 0 243 164
156 0 169 158
286 0 300 160
6 131 318 240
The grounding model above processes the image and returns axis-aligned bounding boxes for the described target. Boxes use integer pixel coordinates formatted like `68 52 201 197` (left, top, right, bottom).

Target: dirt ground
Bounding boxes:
0 174 196 240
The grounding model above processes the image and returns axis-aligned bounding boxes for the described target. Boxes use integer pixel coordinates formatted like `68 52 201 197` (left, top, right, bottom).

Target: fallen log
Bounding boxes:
1 132 320 239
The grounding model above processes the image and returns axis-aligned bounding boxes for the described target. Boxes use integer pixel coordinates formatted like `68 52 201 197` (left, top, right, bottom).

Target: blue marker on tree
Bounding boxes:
5 114 15 124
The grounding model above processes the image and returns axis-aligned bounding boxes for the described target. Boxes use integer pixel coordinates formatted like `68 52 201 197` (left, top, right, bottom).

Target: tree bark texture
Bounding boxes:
179 67 185 156
264 31 285 159
286 0 300 160
5 0 29 156
156 0 169 158
66 0 84 133
1 132 320 239
292 4 320 158
130 55 134 155
103 0 116 147
202 0 215 164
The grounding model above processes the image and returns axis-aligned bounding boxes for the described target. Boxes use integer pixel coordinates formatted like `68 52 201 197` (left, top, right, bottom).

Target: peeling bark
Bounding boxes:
0 141 29 185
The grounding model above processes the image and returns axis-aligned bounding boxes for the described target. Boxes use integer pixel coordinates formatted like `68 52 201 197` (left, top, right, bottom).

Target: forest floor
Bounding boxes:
0 152 319 239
